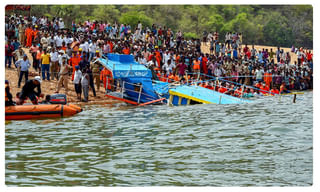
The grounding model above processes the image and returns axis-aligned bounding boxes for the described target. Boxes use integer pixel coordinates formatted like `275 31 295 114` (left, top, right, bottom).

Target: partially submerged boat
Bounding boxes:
96 53 252 106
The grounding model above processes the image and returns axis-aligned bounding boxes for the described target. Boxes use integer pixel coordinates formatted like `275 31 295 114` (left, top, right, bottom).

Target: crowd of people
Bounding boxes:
5 13 313 105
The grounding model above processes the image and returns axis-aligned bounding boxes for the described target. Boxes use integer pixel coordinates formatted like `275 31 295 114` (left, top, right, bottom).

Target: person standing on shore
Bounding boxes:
81 68 90 102
50 47 59 80
55 57 71 94
91 54 101 92
73 65 82 101
5 40 14 68
40 49 51 81
15 54 31 88
18 22 25 47
13 46 25 77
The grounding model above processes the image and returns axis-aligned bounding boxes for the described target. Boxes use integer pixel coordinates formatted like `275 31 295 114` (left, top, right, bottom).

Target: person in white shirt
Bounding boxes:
81 69 90 102
162 51 171 66
255 66 264 82
50 47 59 80
89 40 97 62
73 66 82 101
40 33 49 49
58 18 65 29
54 34 63 47
15 54 31 88
83 40 89 54
58 50 70 65
138 54 147 66
162 59 175 76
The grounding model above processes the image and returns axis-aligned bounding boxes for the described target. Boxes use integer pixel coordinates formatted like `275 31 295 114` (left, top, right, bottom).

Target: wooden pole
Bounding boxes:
121 81 125 98
137 85 142 104
293 94 297 103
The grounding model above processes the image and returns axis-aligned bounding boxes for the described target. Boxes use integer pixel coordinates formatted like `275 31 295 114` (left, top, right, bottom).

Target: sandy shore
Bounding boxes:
5 47 114 105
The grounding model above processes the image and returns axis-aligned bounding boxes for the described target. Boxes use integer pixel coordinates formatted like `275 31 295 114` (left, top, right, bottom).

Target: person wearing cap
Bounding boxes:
91 55 101 92
16 76 44 105
55 57 71 94
5 80 14 106
15 54 31 88
32 25 39 43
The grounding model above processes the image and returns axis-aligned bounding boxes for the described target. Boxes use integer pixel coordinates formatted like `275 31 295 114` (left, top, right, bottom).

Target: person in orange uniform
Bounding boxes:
263 70 272 88
100 67 113 91
69 51 81 81
154 46 162 68
193 57 201 75
25 24 33 48
108 40 113 53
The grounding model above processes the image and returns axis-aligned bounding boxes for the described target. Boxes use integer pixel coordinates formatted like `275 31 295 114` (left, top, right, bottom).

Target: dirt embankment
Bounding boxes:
5 48 113 104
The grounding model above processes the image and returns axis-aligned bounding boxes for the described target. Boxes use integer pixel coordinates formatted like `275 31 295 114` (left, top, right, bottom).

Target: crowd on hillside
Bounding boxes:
5 14 313 103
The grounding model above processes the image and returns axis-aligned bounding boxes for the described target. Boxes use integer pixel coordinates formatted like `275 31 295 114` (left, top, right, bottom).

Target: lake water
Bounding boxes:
5 91 313 186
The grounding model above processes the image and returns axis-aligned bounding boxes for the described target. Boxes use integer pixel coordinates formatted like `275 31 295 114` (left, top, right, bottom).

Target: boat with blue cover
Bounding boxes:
95 53 251 106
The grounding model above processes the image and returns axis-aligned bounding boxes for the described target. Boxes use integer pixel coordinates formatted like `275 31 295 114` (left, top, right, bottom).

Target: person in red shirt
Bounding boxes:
306 50 313 62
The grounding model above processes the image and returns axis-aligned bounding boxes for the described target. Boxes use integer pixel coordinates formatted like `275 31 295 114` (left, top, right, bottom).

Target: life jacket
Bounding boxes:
260 86 270 95
122 47 130 55
270 89 279 96
174 75 180 82
193 60 200 70
218 87 227 93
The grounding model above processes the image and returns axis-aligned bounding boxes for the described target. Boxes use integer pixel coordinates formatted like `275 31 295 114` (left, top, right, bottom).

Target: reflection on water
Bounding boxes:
5 92 313 186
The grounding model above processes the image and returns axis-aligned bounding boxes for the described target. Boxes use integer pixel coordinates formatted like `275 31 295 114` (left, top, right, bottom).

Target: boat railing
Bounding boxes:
186 72 279 96
106 78 166 104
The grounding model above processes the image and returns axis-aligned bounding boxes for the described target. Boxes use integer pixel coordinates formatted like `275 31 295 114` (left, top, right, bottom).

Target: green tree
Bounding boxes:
119 11 153 29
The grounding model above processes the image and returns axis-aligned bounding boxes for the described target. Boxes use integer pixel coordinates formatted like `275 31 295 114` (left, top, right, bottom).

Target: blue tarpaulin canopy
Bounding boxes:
97 54 152 79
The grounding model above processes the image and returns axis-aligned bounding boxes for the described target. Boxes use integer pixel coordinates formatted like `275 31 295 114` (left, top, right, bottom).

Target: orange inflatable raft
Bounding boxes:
5 104 82 120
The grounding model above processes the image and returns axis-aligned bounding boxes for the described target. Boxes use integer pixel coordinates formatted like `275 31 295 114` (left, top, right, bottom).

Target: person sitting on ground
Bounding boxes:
5 80 14 106
16 76 44 105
